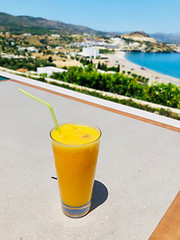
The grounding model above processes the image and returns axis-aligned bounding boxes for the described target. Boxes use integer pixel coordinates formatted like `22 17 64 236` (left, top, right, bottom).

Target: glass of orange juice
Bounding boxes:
50 123 101 218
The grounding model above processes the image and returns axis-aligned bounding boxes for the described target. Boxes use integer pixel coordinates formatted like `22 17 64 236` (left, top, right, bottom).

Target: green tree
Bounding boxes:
97 62 101 69
48 56 53 62
117 64 120 72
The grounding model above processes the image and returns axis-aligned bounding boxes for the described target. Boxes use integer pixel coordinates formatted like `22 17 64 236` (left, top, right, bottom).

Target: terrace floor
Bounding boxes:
0 72 180 240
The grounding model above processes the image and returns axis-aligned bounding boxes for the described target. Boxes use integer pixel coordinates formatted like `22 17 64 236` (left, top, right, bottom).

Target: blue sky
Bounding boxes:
0 0 180 33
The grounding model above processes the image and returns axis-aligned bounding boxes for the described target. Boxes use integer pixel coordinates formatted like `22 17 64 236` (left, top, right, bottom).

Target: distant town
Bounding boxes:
0 30 180 75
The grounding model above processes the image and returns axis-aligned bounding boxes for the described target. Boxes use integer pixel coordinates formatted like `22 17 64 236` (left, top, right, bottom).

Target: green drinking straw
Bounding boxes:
18 89 60 132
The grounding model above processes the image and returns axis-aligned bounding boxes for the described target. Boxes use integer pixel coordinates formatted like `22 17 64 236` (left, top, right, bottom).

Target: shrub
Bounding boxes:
50 66 180 109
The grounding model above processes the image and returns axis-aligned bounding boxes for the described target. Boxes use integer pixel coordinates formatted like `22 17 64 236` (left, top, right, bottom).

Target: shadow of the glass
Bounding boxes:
51 177 108 213
90 180 108 212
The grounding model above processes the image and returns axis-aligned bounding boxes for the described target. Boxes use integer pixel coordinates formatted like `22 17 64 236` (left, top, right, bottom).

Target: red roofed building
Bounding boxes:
17 69 28 72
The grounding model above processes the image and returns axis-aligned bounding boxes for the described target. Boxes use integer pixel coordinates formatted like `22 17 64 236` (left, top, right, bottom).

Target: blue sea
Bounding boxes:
125 52 180 79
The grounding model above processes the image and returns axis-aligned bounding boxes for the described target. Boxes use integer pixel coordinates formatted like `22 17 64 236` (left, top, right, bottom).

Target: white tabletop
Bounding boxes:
0 80 180 240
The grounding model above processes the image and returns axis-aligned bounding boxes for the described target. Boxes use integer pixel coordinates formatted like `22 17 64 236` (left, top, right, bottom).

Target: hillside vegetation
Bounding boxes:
0 12 105 35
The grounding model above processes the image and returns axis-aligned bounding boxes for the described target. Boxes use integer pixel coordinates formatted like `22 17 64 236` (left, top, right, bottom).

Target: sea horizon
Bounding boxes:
125 52 180 80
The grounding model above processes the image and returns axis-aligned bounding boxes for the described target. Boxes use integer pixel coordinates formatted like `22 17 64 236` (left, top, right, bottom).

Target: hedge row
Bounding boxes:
50 66 180 109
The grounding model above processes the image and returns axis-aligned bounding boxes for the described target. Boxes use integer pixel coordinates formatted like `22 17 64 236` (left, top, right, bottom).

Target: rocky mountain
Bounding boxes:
150 33 180 44
121 31 157 43
0 12 105 35
127 31 150 37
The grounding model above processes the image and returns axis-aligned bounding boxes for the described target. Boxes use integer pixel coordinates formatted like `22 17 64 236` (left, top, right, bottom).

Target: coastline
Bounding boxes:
107 51 180 86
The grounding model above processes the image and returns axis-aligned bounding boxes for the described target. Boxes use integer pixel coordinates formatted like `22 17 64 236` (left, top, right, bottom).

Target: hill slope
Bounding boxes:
121 31 157 43
0 12 105 35
150 33 180 43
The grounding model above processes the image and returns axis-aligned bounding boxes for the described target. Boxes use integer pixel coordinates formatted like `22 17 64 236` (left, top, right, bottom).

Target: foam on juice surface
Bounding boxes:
51 123 100 145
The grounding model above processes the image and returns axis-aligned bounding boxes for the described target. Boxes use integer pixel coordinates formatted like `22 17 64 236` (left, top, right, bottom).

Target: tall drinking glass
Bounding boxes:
50 123 101 218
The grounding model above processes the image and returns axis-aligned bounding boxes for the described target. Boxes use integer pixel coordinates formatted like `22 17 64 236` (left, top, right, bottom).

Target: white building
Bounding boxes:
27 47 38 53
23 33 31 36
55 46 63 50
129 42 140 48
111 37 126 45
37 67 68 77
82 47 99 58
51 34 60 38
18 46 38 53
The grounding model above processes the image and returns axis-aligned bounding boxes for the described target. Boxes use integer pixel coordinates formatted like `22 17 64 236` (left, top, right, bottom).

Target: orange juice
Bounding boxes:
50 123 101 218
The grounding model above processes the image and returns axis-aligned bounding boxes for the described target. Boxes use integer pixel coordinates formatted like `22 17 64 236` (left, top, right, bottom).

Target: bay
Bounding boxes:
126 52 180 79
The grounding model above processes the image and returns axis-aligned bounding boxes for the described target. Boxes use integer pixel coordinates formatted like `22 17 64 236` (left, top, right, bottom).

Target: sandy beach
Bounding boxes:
106 51 180 86
33 51 180 86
